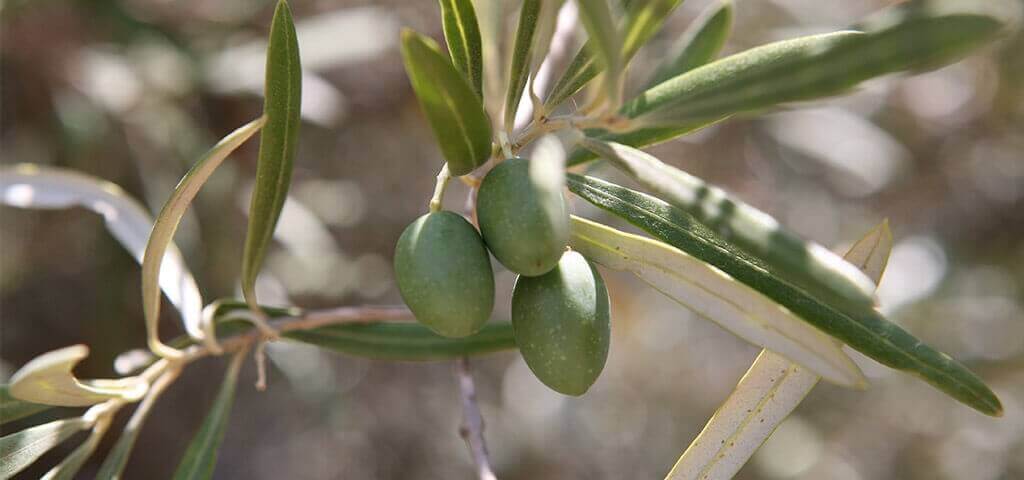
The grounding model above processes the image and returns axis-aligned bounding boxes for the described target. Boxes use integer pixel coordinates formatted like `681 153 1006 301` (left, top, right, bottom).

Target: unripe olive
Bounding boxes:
511 251 610 396
394 211 495 337
477 157 570 277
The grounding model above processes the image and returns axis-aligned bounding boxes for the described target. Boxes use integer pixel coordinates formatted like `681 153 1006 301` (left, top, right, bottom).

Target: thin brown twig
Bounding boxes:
456 357 498 480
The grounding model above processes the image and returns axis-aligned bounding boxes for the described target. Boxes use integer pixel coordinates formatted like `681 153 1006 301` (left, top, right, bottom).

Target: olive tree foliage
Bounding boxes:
0 0 1017 478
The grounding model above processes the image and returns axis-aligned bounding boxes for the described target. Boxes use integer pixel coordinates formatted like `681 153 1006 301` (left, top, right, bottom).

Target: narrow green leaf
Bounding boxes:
567 174 1002 415
544 0 683 111
172 352 245 480
0 417 90 478
143 118 266 357
9 345 146 407
1 385 52 425
241 0 303 312
667 221 893 480
573 0 622 104
503 0 543 131
439 0 484 97
402 29 493 175
569 216 864 387
285 322 516 360
578 137 879 309
40 421 107 480
95 372 178 480
568 2 1006 163
646 0 733 88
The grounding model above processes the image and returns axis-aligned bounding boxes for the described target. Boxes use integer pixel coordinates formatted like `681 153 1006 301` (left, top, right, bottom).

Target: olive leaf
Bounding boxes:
666 221 893 480
8 345 147 407
439 0 484 97
172 351 246 480
0 417 91 478
567 174 1002 415
544 0 683 111
573 0 622 104
578 137 878 309
503 0 543 131
402 29 493 175
286 322 516 360
569 216 864 387
568 1 1007 163
40 419 108 480
143 117 266 357
0 164 205 353
645 0 733 89
241 0 303 314
96 372 178 479
1 385 52 425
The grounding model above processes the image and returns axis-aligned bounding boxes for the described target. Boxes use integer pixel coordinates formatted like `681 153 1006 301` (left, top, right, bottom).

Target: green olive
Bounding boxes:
477 157 570 276
511 251 610 396
394 211 495 337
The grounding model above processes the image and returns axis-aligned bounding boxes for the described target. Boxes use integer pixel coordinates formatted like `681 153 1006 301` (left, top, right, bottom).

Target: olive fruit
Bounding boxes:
394 211 495 337
477 157 569 276
511 251 610 396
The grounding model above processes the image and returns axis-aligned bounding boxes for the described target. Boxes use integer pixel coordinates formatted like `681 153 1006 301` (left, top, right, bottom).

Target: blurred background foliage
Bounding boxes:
1 0 1023 478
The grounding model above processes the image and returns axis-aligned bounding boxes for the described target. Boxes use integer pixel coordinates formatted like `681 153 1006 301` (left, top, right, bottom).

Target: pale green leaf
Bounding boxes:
172 351 245 480
503 0 542 131
0 417 90 478
9 345 147 407
1 385 52 425
402 29 493 175
95 372 178 480
574 0 622 103
241 0 303 313
142 117 266 357
646 0 733 88
439 0 484 96
40 421 107 480
570 216 864 387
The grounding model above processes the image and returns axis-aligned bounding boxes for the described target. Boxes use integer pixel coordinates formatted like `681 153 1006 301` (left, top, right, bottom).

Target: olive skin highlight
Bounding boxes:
394 211 495 337
477 157 570 277
511 251 611 396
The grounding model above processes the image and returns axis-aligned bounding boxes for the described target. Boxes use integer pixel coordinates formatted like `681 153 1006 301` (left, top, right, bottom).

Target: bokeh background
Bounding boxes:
2 0 1023 478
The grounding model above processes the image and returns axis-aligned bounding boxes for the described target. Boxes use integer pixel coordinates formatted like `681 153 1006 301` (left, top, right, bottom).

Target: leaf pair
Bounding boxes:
8 345 147 407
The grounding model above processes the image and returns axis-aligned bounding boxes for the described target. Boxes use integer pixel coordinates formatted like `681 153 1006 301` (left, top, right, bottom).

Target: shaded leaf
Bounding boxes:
95 372 178 480
172 352 246 480
402 29 493 175
503 0 543 131
285 322 516 360
0 417 90 478
569 216 864 387
567 174 1002 415
9 345 146 407
40 420 108 480
1 385 52 426
439 0 484 96
0 164 205 350
645 0 733 88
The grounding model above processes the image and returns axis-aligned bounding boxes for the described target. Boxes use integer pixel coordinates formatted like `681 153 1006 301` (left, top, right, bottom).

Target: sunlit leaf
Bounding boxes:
241 0 304 314
0 164 205 352
1 385 52 425
666 221 893 480
402 29 493 175
9 345 147 407
40 419 108 480
439 0 484 97
578 137 878 309
172 351 245 480
567 174 1002 415
0 417 90 478
574 0 622 103
143 118 266 358
569 216 864 387
645 0 733 88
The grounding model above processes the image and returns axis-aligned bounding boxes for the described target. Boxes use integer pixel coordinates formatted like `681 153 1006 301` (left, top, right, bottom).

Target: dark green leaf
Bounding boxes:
1 385 52 425
566 173 1002 416
0 417 90 478
172 352 245 480
285 322 516 360
241 0 303 308
645 0 733 88
402 29 493 175
439 0 484 96
503 0 543 131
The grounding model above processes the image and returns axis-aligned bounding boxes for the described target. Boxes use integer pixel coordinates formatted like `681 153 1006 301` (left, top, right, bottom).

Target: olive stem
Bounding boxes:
429 163 452 213
456 357 498 480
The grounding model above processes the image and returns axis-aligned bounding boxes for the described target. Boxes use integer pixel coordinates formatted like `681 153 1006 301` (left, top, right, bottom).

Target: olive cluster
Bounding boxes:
394 158 611 395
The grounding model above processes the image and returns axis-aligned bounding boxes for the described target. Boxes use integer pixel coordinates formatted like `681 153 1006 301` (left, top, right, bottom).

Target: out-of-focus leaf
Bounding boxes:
40 419 108 480
241 0 303 313
0 164 205 350
95 371 178 480
503 0 543 131
646 0 733 88
401 29 493 175
1 385 52 425
544 0 683 111
9 345 147 407
569 216 864 387
172 351 245 480
575 0 622 103
578 137 878 309
0 417 90 478
666 221 893 480
143 118 266 358
439 0 484 96
285 322 516 360
567 174 1002 416
569 2 1006 163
